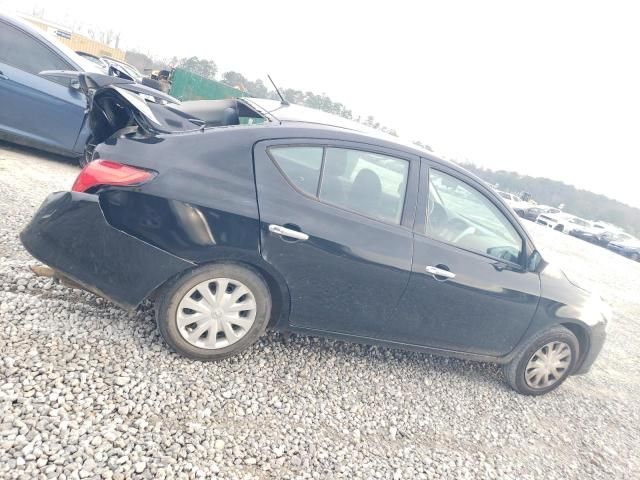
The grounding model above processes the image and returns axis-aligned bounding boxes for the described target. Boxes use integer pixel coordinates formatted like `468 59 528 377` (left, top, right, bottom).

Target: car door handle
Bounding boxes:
426 265 456 279
269 224 309 241
0 70 8 80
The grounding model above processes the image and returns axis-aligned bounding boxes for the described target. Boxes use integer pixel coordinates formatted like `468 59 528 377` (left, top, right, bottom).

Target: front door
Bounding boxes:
394 161 541 356
254 139 419 339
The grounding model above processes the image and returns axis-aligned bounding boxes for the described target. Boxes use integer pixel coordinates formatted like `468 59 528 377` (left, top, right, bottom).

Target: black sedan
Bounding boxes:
20 97 609 396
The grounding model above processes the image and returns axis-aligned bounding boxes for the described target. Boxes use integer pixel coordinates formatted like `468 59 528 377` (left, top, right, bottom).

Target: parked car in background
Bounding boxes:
0 14 177 164
569 221 604 242
562 216 593 235
536 212 564 230
536 212 591 234
0 13 103 158
495 190 530 218
75 52 166 93
100 56 165 92
539 205 561 215
20 97 609 395
522 204 560 222
607 237 640 261
75 51 109 70
596 230 633 247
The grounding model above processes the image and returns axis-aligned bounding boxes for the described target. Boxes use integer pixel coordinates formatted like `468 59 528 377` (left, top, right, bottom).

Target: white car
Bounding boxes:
496 190 530 217
536 212 591 234
536 205 561 215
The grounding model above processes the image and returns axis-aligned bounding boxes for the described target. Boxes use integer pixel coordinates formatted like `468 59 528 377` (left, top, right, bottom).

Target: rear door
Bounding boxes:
254 139 419 339
393 160 541 356
0 19 86 153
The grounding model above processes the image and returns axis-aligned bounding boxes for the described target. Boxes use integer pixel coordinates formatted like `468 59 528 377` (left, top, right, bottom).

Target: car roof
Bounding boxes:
241 97 448 163
0 13 44 35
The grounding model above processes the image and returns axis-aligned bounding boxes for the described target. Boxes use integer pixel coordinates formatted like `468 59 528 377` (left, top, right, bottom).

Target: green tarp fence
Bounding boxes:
169 68 247 101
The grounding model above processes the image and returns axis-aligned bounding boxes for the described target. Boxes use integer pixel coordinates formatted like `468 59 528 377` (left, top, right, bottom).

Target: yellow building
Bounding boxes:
21 14 125 61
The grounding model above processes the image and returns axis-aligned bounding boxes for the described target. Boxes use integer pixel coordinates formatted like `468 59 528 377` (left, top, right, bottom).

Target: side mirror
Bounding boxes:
527 250 545 272
39 69 81 83
487 246 520 264
39 70 85 92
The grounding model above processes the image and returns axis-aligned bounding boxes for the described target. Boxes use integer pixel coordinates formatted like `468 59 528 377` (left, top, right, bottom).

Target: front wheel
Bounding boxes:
155 264 272 361
503 326 579 395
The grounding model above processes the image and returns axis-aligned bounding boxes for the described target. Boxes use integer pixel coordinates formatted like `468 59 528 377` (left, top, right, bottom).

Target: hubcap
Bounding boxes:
176 278 257 350
524 341 572 389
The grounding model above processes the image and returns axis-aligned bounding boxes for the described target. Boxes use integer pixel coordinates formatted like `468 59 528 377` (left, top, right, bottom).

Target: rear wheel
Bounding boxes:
503 326 579 395
155 264 271 360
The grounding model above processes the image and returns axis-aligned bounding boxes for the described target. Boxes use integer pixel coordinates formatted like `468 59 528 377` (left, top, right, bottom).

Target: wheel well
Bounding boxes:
241 262 286 328
146 260 288 328
561 322 589 370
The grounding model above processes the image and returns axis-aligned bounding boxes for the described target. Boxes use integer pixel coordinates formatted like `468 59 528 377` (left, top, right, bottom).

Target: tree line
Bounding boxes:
459 163 640 236
124 51 636 233
124 52 431 145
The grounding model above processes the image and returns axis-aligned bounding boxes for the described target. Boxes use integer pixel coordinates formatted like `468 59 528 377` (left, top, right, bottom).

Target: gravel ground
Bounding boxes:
1 141 639 480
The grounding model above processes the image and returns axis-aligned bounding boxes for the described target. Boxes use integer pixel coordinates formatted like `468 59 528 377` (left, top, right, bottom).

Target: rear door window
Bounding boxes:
319 148 408 224
267 145 410 225
268 146 323 196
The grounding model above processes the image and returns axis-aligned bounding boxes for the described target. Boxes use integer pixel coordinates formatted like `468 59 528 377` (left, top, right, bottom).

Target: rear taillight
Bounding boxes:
71 160 154 193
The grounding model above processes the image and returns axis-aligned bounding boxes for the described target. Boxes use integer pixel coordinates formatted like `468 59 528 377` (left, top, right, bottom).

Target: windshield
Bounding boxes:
105 58 143 80
570 218 590 227
615 233 635 243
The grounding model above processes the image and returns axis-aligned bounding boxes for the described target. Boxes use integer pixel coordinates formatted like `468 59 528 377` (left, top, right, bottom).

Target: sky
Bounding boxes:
2 0 640 207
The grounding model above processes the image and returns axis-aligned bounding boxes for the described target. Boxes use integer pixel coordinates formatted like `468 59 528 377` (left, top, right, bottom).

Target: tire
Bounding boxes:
79 136 96 168
503 326 579 395
630 252 639 262
554 224 564 232
155 263 271 361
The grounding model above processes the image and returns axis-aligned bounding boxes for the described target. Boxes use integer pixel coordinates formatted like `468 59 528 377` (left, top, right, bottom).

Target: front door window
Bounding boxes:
427 169 523 264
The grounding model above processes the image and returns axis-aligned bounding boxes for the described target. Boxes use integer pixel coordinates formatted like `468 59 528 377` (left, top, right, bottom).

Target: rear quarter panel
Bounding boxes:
95 128 262 262
94 127 292 322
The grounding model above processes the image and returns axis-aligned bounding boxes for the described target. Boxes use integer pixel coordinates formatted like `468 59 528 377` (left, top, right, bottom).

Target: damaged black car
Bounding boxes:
20 89 610 395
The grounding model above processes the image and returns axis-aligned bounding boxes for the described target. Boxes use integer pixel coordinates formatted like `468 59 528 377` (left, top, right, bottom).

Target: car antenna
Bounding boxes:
268 74 289 106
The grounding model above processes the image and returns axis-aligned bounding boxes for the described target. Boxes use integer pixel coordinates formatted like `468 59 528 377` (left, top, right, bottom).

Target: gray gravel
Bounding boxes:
1 141 639 479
